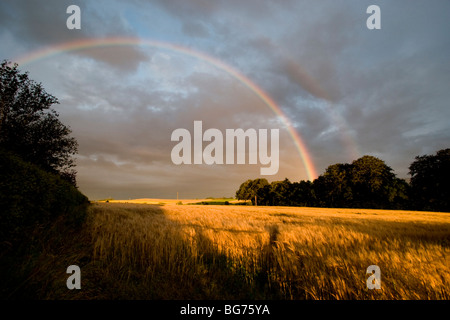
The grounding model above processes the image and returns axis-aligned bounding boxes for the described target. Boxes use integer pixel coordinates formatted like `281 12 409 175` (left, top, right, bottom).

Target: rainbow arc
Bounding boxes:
15 37 319 180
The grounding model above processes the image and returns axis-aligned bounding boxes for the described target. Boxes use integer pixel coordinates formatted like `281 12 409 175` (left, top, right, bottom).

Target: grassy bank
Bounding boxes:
0 150 89 299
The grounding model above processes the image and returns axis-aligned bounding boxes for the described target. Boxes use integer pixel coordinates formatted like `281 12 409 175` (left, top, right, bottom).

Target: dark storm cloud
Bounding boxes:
0 0 82 44
64 0 450 195
182 21 210 38
54 57 287 182
0 0 149 71
1 0 449 199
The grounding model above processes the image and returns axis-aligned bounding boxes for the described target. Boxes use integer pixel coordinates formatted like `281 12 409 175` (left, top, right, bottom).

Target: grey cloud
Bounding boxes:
0 0 82 44
73 46 149 72
0 0 149 72
281 58 331 101
182 21 210 38
2 0 449 199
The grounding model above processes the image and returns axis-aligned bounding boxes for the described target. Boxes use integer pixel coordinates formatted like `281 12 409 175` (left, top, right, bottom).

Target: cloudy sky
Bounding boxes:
1 0 449 200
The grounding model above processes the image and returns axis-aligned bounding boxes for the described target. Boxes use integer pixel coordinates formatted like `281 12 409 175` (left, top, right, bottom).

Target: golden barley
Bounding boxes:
76 201 450 299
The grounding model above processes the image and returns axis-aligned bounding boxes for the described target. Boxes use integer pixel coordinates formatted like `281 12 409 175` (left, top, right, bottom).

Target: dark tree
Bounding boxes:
321 163 353 207
235 178 269 205
0 60 78 185
236 179 252 201
312 155 405 209
409 148 450 212
290 180 315 207
234 154 420 210
350 155 397 208
256 184 272 206
269 178 292 206
388 177 410 209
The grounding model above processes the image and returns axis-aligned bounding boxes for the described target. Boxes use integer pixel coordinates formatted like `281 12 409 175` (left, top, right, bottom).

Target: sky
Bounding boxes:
1 0 449 200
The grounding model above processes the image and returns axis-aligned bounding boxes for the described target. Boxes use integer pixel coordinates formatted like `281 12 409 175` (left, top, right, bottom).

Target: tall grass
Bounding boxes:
52 202 450 300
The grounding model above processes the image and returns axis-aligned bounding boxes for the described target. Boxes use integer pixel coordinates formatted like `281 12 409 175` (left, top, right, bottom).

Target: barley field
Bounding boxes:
50 201 449 300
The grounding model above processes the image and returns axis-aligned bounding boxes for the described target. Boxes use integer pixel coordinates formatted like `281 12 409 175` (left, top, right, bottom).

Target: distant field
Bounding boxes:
44 201 449 299
99 197 246 205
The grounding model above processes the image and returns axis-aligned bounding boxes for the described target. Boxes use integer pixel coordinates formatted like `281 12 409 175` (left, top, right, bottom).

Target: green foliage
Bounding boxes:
350 156 396 208
315 163 353 208
235 154 431 210
409 148 450 212
310 156 401 209
0 149 89 298
290 180 316 207
236 178 269 205
0 149 89 247
0 60 78 185
195 200 231 205
0 62 88 298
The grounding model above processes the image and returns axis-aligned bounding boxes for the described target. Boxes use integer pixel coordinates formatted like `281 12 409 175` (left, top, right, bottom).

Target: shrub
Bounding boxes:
0 149 89 246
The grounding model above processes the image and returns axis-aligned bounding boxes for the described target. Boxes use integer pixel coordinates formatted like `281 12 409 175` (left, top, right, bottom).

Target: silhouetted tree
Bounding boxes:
0 60 78 185
233 151 450 211
388 177 410 209
256 184 272 206
270 178 292 206
320 163 353 207
350 155 397 208
236 178 269 205
409 148 450 212
290 180 315 207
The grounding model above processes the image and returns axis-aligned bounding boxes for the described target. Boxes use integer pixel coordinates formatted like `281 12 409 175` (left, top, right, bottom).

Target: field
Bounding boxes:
39 201 449 300
100 197 243 205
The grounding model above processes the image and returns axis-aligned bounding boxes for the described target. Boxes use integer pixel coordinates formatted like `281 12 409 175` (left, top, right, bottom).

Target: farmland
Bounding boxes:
34 200 449 300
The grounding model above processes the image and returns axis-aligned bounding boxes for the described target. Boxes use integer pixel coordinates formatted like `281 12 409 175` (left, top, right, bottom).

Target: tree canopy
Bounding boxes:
236 178 269 205
409 148 450 212
235 151 449 212
0 60 78 185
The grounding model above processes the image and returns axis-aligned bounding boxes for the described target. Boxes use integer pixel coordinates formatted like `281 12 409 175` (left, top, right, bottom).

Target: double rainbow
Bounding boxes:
14 37 319 180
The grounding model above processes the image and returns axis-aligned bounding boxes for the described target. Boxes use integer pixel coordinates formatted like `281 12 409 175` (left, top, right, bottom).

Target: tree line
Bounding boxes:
1 60 89 298
1 59 88 234
0 60 78 185
236 150 450 212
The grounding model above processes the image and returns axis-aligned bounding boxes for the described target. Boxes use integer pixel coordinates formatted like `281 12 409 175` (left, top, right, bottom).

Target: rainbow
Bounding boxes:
14 37 319 180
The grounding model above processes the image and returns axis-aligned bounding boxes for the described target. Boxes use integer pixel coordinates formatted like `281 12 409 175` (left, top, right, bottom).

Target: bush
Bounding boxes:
0 149 89 246
0 149 90 298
